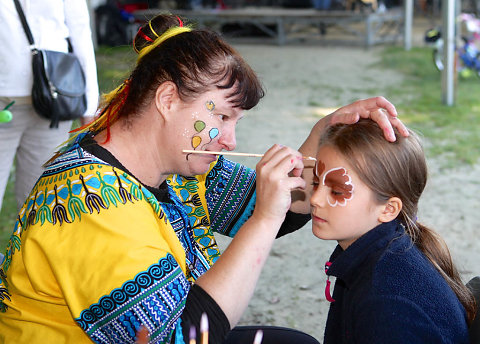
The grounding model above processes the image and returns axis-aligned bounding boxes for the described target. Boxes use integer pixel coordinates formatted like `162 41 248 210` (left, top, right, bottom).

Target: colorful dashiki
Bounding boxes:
0 134 256 343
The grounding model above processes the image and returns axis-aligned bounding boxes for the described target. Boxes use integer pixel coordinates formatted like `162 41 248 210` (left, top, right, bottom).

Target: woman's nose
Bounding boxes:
218 126 236 151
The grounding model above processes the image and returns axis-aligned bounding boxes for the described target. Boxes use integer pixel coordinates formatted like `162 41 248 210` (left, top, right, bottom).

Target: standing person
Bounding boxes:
0 0 99 211
310 119 476 343
0 14 405 343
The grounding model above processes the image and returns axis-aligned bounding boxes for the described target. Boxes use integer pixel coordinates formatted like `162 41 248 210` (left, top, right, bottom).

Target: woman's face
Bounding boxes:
170 86 244 175
309 145 384 250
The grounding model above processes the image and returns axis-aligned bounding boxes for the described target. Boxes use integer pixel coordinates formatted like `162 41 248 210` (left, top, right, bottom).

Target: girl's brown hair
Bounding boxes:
319 119 476 324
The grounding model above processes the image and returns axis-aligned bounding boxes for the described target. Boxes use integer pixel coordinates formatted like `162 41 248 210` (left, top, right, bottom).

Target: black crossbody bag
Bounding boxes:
13 0 87 128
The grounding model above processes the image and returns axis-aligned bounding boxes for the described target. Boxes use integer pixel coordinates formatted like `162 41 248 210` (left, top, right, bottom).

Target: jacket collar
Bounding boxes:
326 220 405 284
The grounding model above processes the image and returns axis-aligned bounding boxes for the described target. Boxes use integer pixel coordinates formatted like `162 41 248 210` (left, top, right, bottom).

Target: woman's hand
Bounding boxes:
195 144 306 327
254 144 306 225
323 96 408 142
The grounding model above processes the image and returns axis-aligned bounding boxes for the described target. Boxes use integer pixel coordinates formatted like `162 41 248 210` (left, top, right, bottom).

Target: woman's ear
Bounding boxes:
154 81 178 120
378 197 402 223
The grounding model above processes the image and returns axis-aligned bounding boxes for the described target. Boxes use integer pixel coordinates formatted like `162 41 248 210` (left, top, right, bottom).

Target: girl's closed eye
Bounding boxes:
331 187 344 196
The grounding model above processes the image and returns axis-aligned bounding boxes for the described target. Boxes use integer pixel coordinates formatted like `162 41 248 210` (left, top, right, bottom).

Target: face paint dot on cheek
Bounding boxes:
205 100 215 111
209 128 219 139
192 136 202 149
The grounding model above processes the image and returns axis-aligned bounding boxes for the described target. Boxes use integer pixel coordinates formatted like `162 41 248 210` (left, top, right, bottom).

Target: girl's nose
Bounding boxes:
310 185 328 208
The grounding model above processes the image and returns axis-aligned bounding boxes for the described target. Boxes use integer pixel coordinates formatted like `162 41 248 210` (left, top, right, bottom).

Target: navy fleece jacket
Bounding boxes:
323 220 469 344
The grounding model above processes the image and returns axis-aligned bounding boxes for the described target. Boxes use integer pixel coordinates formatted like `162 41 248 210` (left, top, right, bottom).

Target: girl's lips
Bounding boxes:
312 214 327 223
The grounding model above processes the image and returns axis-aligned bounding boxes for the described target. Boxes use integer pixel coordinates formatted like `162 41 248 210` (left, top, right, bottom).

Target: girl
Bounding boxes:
310 119 476 343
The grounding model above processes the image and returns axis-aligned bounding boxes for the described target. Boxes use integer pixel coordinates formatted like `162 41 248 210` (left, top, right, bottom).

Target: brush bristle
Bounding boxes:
200 313 209 333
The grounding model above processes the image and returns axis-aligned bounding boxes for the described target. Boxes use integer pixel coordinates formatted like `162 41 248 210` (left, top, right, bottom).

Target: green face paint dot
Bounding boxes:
194 120 206 133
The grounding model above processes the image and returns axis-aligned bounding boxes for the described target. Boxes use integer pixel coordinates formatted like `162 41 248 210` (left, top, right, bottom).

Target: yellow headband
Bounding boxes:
137 26 192 62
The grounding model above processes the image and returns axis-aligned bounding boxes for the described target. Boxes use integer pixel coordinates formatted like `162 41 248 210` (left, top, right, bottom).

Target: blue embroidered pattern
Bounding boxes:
205 156 256 237
76 254 190 344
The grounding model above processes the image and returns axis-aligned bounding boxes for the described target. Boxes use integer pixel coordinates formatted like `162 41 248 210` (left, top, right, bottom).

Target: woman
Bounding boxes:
0 14 406 344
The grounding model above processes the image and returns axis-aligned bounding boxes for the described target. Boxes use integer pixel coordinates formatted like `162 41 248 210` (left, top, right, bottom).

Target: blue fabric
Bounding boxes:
228 191 256 237
323 220 469 344
174 318 186 344
205 156 256 237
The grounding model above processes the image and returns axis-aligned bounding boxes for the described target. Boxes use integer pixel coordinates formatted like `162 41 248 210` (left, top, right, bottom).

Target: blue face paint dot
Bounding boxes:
209 128 219 139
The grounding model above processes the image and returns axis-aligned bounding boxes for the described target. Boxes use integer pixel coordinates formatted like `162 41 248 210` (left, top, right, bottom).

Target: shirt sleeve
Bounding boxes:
205 156 311 238
276 211 311 238
63 0 99 117
205 156 256 237
179 284 230 344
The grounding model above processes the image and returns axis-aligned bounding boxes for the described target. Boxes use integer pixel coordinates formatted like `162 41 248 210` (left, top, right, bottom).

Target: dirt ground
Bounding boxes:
212 15 480 341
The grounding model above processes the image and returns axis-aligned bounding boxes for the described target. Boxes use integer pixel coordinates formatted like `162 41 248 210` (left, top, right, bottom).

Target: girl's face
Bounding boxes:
172 87 244 175
310 145 384 250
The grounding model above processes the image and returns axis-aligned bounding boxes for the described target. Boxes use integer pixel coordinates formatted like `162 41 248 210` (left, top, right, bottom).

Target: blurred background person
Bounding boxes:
0 0 99 211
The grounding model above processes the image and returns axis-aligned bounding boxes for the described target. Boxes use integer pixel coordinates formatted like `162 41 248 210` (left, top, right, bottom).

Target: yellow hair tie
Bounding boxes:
137 26 192 62
148 20 159 38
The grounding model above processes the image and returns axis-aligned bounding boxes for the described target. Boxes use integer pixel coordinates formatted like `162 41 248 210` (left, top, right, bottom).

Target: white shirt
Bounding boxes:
0 0 99 117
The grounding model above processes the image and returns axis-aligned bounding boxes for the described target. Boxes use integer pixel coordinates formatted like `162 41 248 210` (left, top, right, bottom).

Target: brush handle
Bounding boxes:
182 150 316 161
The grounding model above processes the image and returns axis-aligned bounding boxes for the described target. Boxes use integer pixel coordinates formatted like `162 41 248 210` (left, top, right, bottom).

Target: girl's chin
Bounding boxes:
311 227 335 241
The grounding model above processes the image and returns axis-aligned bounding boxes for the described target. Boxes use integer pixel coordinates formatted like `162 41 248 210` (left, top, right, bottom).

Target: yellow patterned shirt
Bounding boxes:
0 134 256 343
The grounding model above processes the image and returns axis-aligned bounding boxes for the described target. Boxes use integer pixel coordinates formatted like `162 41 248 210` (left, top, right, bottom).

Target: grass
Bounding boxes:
378 46 480 167
1 44 480 251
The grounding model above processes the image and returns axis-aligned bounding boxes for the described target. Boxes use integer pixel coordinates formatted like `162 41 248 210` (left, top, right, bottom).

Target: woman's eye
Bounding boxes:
218 114 226 120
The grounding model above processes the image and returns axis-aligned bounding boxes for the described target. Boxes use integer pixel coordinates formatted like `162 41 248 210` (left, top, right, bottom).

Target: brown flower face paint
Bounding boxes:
315 160 355 207
315 160 326 178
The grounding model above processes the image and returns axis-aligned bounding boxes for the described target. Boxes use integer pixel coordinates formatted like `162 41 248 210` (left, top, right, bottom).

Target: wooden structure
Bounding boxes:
133 7 404 47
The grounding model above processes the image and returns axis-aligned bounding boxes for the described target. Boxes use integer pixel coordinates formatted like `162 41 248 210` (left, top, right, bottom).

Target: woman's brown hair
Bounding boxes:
76 13 264 141
319 119 476 324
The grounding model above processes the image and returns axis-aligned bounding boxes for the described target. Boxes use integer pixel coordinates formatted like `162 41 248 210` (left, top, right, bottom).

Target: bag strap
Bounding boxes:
13 0 35 48
13 0 73 53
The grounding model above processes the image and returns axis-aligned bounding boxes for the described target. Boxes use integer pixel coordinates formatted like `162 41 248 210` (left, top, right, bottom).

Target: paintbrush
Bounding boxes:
183 150 317 161
253 329 263 344
189 325 196 344
200 313 209 344
135 326 149 344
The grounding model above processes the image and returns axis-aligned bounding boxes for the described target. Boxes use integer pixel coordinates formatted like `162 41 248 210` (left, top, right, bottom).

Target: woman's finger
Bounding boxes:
373 96 398 118
284 176 307 191
260 144 284 162
259 145 303 173
389 115 410 138
327 97 408 142
370 108 396 142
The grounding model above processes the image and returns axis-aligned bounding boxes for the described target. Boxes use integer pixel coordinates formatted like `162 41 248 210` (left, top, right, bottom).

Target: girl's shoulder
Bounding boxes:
372 238 465 319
